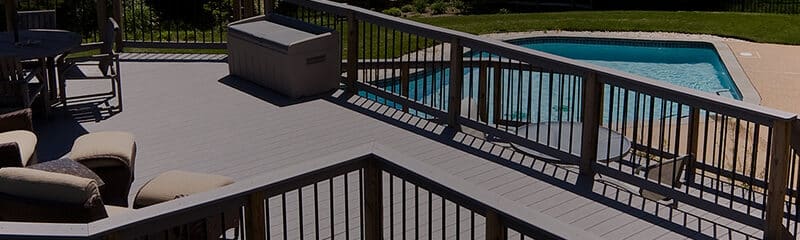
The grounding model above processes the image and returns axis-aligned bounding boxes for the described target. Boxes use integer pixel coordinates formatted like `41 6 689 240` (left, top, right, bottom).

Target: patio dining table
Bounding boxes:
0 29 82 103
511 122 633 163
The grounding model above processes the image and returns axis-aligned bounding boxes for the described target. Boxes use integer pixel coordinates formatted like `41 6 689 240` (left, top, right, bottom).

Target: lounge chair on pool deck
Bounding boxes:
596 155 689 207
459 98 512 148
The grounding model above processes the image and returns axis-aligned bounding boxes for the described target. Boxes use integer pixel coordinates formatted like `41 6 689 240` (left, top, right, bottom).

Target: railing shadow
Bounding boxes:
324 91 760 239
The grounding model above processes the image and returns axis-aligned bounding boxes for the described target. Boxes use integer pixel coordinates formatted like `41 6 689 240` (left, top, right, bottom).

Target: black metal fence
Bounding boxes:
0 0 102 42
3 0 799 50
546 0 800 14
271 0 799 238
722 0 800 13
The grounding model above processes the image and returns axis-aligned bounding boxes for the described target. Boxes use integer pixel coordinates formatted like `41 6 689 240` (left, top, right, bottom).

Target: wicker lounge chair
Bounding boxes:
69 131 136 207
0 167 129 223
0 108 37 168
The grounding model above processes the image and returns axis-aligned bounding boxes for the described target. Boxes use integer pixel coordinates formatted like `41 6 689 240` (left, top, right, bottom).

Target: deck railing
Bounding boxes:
0 144 599 240
269 0 799 238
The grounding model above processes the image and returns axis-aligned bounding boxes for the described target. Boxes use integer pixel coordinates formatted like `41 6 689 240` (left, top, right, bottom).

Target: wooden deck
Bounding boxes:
32 58 762 239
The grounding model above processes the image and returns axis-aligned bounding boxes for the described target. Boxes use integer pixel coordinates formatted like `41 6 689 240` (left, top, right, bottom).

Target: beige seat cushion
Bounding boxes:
69 131 135 168
134 170 234 208
0 130 37 166
0 167 100 205
104 205 132 216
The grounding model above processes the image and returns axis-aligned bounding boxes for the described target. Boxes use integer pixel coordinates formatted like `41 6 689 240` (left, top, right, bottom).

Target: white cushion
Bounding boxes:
0 130 37 166
0 167 100 205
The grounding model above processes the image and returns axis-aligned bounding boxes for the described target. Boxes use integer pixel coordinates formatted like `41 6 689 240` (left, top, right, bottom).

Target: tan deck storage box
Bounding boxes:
227 15 340 98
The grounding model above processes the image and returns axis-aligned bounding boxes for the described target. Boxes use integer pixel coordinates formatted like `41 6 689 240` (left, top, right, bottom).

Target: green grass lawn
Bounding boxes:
119 10 800 54
413 11 800 45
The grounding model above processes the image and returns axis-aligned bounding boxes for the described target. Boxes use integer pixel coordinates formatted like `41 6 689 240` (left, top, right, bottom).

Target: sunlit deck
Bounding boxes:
30 57 762 239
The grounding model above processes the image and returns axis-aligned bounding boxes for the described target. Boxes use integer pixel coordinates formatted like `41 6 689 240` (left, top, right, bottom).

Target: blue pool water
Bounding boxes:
518 38 742 99
361 38 742 122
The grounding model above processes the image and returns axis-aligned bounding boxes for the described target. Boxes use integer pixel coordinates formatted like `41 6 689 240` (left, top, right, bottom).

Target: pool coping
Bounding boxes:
486 32 762 105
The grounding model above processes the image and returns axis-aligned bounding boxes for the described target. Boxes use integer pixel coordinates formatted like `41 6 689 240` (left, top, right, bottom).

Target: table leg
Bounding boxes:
46 57 58 102
39 59 50 117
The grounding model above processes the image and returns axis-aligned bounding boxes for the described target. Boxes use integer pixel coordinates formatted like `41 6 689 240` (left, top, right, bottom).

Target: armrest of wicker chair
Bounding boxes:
0 108 33 133
0 142 23 168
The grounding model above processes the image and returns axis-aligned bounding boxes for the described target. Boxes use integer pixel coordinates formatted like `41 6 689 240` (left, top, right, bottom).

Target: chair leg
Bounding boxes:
115 61 122 111
41 80 50 117
59 73 67 109
116 75 122 111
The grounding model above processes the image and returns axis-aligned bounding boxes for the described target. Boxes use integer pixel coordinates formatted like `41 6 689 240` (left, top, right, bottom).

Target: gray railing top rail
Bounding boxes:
0 144 601 240
283 0 798 123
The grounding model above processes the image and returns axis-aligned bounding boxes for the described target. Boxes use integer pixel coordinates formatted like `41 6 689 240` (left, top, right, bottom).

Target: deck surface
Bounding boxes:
33 57 762 239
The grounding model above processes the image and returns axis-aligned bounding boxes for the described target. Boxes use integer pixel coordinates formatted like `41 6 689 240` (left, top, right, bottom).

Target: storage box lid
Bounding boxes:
229 20 317 49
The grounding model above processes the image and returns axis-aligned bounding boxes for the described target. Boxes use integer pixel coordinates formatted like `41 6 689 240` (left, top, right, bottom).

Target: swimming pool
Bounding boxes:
515 37 742 100
361 37 743 122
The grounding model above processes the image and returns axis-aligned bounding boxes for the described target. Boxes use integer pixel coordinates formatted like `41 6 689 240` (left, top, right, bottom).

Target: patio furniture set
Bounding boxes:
1 8 122 115
1 8 236 235
0 108 236 237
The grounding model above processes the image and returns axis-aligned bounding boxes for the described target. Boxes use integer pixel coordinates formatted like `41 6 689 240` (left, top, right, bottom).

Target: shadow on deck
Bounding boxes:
31 69 761 239
322 91 761 239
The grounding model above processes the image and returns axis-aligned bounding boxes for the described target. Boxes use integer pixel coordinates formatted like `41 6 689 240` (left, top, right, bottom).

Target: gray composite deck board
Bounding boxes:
34 61 764 239
119 53 228 62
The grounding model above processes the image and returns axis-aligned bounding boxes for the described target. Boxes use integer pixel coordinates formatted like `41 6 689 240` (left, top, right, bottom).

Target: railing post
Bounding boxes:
4 0 16 32
346 12 358 93
96 0 108 40
579 72 602 177
232 0 242 20
685 107 701 183
485 210 506 240
765 119 793 239
264 0 274 15
477 62 488 122
492 62 502 124
448 38 463 130
245 192 267 240
112 0 124 52
243 0 254 18
400 62 410 112
364 158 383 240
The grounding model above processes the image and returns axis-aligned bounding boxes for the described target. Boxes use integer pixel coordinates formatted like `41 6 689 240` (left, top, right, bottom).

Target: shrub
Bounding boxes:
203 0 231 27
430 0 447 14
382 7 403 17
125 0 160 33
56 0 101 37
400 4 416 13
449 0 467 13
413 0 429 13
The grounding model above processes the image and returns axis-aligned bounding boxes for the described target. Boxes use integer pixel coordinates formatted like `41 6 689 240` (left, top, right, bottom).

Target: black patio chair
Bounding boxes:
596 155 689 208
17 10 57 30
0 56 47 115
56 18 122 111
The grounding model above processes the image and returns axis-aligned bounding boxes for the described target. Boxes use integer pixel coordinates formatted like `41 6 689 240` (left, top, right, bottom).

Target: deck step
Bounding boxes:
119 53 227 62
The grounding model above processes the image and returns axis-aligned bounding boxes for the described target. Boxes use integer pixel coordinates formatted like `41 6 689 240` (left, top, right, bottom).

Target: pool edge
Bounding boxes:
488 32 762 105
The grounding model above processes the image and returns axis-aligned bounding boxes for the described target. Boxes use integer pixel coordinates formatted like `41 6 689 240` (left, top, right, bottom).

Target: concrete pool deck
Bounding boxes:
727 41 800 115
484 31 800 114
